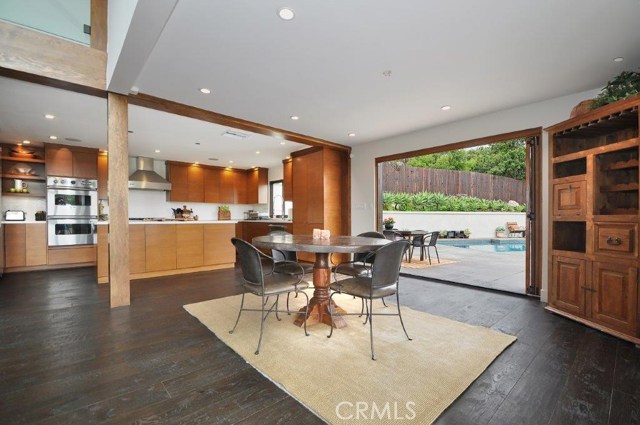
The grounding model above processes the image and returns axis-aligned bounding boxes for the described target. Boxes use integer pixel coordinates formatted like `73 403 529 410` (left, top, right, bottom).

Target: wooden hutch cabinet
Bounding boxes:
547 95 640 344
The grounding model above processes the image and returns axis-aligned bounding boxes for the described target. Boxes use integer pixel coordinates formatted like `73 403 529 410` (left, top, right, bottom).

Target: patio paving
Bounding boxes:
400 242 526 294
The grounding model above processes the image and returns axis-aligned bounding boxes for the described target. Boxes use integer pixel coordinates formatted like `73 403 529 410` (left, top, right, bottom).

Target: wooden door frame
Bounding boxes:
374 127 543 295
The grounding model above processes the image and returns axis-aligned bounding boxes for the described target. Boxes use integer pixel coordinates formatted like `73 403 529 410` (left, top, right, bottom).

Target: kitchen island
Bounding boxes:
97 220 237 283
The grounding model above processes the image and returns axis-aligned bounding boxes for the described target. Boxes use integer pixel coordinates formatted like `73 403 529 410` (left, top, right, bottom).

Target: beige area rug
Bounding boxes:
401 258 457 269
184 292 515 425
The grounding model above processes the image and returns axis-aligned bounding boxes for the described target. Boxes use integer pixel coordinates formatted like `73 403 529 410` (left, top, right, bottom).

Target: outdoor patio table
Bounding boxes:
393 230 429 262
253 234 389 329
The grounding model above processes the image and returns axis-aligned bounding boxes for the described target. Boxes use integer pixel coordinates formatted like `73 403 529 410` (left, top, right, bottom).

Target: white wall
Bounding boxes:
107 0 138 84
351 88 600 302
385 211 526 239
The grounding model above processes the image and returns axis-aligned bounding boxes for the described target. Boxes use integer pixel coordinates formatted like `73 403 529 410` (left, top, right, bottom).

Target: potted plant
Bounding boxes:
591 70 640 109
218 205 231 220
463 228 471 238
383 217 395 230
439 229 448 238
495 225 506 238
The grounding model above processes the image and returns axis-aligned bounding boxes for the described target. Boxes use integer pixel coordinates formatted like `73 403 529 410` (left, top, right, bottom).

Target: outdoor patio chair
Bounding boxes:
409 231 440 264
328 239 412 360
382 229 411 262
230 237 310 355
506 222 526 237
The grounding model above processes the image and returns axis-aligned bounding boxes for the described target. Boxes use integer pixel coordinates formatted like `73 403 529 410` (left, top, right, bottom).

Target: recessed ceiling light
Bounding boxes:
278 7 295 20
290 115 299 120
229 160 234 163
280 141 286 145
613 57 624 62
194 162 199 165
256 151 261 154
441 105 452 111
348 133 356 137
17 142 22 146
22 140 30 144
44 114 55 119
49 135 57 140
199 88 211 94
285 156 291 159
251 165 256 168
155 149 160 153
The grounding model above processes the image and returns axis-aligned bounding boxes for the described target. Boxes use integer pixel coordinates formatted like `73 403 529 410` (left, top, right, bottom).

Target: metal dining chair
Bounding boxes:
269 230 314 313
409 231 440 264
230 238 310 354
327 239 412 360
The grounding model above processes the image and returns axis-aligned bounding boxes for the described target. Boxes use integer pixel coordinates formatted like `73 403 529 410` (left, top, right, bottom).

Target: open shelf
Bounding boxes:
554 157 586 178
553 221 586 253
602 158 639 171
0 173 45 181
0 156 45 163
600 183 639 193
2 192 45 198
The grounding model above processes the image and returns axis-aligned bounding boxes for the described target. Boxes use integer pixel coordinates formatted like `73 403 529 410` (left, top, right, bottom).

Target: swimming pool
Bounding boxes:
439 238 526 253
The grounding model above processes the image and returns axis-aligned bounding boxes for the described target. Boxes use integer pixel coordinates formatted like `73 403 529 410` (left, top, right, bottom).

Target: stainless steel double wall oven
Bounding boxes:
47 176 98 246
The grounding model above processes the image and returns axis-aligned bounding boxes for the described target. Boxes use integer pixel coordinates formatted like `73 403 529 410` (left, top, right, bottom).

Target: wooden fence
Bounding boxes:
381 162 526 204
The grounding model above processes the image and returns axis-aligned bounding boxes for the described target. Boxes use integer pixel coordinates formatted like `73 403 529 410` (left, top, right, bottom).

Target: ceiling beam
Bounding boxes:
128 93 351 152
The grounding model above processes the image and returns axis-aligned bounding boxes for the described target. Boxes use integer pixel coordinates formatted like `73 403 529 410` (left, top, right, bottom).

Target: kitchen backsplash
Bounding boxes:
127 189 266 220
3 197 46 221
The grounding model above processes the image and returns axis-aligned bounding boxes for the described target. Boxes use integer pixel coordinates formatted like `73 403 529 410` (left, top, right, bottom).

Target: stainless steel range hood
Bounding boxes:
128 157 172 191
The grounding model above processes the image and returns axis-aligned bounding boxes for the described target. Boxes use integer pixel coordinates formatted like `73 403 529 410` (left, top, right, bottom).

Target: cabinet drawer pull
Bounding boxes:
606 236 623 246
581 286 596 293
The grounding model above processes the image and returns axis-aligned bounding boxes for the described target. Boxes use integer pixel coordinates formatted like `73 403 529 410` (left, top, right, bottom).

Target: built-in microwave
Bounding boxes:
47 217 97 246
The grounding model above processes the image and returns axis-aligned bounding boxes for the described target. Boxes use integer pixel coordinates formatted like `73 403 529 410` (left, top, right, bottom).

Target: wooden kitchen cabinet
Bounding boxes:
5 223 26 268
246 167 268 204
167 163 188 202
177 224 204 269
591 261 638 333
235 171 247 204
129 224 146 274
45 144 98 178
203 224 236 265
188 165 204 203
4 223 47 268
553 179 586 217
97 225 108 281
145 224 177 272
283 158 293 202
550 255 586 317
204 168 221 203
97 152 108 199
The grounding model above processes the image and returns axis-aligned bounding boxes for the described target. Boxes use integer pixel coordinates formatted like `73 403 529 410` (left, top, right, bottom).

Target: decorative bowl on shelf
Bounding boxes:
14 167 33 175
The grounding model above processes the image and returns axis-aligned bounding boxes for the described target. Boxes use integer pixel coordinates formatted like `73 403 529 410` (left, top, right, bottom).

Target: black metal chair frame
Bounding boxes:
327 240 412 360
333 231 389 314
408 231 440 264
383 229 412 262
230 238 310 355
269 230 314 313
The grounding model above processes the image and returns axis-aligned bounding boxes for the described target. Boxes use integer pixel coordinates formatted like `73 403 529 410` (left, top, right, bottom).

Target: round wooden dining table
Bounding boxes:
252 234 389 329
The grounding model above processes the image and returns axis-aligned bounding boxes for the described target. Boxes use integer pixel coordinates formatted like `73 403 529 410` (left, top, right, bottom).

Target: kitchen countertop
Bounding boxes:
240 219 292 224
97 220 239 225
2 220 46 224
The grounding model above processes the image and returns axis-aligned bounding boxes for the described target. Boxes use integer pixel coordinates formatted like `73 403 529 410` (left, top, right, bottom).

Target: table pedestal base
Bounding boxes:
293 253 348 329
293 299 347 329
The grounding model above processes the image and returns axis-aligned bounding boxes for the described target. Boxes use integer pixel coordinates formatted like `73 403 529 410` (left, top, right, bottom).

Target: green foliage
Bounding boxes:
407 139 526 180
383 192 526 213
592 71 640 109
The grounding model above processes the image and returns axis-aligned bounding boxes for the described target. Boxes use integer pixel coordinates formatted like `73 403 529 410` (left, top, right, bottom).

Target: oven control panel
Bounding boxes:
47 176 97 190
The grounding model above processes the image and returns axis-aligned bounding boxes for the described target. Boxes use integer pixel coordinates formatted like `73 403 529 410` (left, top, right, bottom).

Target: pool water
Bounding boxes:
440 239 526 253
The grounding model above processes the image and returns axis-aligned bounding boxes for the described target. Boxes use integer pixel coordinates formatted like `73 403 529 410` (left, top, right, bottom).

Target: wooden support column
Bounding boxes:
108 93 130 307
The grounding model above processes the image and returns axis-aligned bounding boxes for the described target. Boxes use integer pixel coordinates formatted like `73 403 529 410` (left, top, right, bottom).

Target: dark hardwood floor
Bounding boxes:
0 267 637 424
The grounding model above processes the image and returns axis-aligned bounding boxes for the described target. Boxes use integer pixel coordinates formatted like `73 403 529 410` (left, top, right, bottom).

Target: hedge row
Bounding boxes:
383 192 527 212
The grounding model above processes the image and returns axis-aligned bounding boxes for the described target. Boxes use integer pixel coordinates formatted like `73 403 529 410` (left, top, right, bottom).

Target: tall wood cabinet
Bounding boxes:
292 147 349 262
45 144 98 178
547 96 640 344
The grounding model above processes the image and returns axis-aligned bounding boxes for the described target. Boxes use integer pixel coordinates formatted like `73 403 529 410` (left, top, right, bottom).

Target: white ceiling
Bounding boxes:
130 0 640 145
3 1 640 168
0 77 307 169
